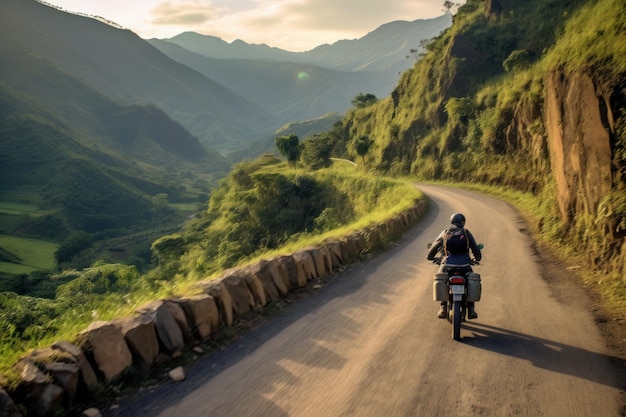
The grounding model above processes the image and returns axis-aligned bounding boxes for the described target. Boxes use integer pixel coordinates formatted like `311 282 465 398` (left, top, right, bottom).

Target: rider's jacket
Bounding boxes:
426 226 482 266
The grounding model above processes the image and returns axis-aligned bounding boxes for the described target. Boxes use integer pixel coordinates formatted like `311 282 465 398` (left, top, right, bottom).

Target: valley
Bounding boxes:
0 0 624 415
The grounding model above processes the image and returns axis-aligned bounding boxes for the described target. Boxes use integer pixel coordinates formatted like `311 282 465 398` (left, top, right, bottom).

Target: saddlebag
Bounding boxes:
466 272 482 302
433 272 448 301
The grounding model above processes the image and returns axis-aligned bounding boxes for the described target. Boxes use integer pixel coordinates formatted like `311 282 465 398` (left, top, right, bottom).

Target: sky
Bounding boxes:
42 0 461 52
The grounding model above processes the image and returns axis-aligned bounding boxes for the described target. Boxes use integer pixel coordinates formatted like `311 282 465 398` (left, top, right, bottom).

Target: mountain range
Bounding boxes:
0 0 451 259
149 16 451 145
5 0 451 152
2 0 278 153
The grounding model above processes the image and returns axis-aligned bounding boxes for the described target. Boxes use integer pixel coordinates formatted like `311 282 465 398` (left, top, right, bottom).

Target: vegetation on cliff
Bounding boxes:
332 0 625 311
0 157 421 374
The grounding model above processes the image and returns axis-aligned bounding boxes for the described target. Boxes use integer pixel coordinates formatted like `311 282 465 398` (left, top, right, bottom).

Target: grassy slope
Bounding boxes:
0 37 232 270
335 0 626 313
0 162 422 375
0 236 56 273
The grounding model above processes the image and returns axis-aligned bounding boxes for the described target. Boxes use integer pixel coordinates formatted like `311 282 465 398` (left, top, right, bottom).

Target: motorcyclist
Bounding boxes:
427 213 482 319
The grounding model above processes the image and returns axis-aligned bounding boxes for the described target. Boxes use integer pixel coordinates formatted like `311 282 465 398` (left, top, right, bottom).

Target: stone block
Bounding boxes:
292 249 316 284
273 255 298 291
239 266 267 307
248 260 280 301
200 280 234 327
116 315 159 369
51 341 98 390
165 300 194 343
178 294 219 340
44 362 80 406
220 270 255 315
78 321 132 381
137 301 185 354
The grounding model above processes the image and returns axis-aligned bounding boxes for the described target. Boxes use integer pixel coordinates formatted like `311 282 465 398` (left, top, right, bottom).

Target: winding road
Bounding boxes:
108 184 624 417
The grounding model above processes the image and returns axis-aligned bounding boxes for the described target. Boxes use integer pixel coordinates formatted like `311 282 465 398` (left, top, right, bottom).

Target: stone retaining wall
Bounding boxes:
0 200 426 417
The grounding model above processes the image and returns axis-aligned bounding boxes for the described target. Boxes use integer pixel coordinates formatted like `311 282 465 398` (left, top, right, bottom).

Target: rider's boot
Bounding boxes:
467 302 478 319
437 303 447 318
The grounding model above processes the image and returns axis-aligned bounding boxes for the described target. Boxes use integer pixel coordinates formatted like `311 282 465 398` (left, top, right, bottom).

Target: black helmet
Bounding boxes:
450 212 465 227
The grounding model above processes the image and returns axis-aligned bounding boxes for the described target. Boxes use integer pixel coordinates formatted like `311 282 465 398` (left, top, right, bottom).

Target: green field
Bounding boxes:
0 200 58 272
0 199 56 231
0 235 57 273
0 201 45 216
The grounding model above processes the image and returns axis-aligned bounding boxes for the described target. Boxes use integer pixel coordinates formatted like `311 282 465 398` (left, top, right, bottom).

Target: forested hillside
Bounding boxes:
1 0 276 151
0 14 231 275
331 0 625 309
0 157 421 379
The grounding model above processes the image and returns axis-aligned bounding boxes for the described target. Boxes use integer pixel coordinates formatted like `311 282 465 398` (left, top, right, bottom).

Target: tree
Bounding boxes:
443 1 461 15
151 234 186 267
275 134 301 166
354 135 374 163
351 93 378 108
301 134 334 170
54 231 94 266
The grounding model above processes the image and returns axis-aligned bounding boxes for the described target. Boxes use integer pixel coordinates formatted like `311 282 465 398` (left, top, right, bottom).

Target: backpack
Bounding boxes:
444 225 469 255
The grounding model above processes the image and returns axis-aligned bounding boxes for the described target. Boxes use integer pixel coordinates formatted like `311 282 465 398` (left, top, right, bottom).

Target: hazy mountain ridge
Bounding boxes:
302 16 452 72
150 16 451 136
1 0 277 152
163 32 297 61
163 15 451 72
0 28 229 242
148 40 392 125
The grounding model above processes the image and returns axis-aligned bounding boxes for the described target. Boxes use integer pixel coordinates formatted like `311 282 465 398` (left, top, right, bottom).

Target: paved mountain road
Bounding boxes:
108 184 624 417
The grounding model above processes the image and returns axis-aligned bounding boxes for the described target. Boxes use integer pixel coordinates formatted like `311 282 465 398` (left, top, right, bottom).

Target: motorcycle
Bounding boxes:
428 243 483 340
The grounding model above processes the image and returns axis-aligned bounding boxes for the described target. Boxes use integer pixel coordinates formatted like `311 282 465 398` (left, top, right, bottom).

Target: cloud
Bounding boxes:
143 0 453 51
148 1 221 25
277 0 444 31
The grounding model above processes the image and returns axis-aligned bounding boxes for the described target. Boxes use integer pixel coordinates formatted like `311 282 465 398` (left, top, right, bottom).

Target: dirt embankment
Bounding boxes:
544 71 614 224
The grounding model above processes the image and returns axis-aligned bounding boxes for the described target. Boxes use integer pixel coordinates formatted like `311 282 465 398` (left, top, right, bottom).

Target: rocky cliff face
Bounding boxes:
494 66 624 271
544 71 614 223
543 70 624 273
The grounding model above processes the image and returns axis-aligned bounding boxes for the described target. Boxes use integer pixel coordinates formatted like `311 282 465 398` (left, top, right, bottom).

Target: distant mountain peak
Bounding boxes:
162 14 452 71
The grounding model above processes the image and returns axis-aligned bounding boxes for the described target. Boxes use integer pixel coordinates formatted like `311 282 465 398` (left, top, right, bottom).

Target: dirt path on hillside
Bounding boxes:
105 184 625 417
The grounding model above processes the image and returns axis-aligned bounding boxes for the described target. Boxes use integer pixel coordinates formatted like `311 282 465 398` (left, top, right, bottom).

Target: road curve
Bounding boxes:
108 184 624 417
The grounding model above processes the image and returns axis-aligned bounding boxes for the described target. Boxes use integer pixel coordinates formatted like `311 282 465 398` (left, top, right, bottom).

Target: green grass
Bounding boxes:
168 202 203 212
0 201 54 235
0 166 423 376
172 163 424 292
542 0 626 76
0 235 57 272
0 262 41 274
0 202 45 216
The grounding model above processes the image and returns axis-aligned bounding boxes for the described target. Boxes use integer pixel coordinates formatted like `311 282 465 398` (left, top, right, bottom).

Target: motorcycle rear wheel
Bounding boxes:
452 300 462 340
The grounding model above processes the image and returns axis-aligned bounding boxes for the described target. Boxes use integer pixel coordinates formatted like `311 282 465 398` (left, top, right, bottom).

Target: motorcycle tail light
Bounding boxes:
449 276 465 284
